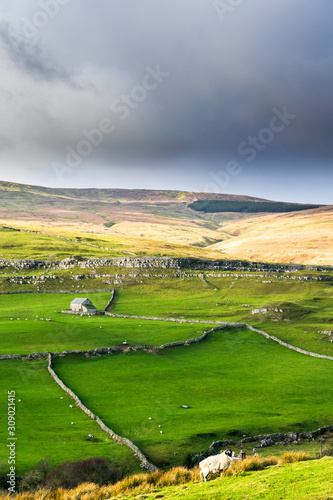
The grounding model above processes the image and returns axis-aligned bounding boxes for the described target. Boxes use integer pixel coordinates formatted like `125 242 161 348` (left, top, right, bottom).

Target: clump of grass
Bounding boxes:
64 483 99 500
323 444 333 457
108 472 151 495
26 467 199 500
155 466 200 487
106 467 199 496
224 456 279 476
224 452 311 477
279 452 311 464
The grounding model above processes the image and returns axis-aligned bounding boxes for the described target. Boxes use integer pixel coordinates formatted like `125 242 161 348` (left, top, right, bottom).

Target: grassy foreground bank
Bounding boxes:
1 456 332 499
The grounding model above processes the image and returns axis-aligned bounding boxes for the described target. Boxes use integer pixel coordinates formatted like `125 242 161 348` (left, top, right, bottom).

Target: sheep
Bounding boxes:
199 449 239 482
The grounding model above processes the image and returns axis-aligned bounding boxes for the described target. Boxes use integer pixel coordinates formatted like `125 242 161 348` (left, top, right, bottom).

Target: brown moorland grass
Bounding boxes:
3 205 333 264
2 181 333 265
211 206 333 265
0 467 200 500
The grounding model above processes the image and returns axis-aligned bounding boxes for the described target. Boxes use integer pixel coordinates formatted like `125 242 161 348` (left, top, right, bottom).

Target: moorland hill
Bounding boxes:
0 180 331 265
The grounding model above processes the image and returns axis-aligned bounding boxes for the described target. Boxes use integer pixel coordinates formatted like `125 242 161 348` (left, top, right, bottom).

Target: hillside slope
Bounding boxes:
125 457 333 500
0 181 272 259
0 181 266 254
210 206 333 265
2 457 332 500
0 181 332 265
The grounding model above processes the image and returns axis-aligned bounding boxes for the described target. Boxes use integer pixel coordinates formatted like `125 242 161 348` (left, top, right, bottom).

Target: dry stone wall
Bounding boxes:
208 425 333 453
2 309 333 465
191 425 333 464
105 312 244 327
2 256 333 272
104 289 115 311
2 320 333 362
245 325 333 361
0 289 110 296
47 354 158 472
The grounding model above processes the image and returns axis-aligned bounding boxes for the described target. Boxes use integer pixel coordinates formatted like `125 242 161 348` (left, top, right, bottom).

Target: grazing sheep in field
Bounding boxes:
199 449 239 482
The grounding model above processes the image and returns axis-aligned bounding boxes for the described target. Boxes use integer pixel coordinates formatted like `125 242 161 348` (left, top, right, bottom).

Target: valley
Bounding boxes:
0 182 332 498
1 181 332 264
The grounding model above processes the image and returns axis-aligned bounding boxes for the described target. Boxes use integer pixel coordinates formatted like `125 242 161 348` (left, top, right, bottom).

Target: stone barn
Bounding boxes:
70 298 98 314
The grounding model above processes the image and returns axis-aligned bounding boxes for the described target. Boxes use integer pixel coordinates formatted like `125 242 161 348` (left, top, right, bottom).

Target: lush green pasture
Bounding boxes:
2 270 333 477
113 274 333 324
0 360 142 475
53 328 333 468
0 228 119 260
0 226 223 260
0 293 211 355
113 273 333 355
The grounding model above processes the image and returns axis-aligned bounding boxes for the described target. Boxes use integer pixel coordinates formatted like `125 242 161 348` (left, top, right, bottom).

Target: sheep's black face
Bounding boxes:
225 449 233 457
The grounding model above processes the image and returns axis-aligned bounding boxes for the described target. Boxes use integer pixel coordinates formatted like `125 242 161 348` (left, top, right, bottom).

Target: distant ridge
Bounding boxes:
0 180 269 204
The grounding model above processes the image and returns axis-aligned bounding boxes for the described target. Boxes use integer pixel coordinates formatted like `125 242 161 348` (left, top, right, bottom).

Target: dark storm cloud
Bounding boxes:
0 21 68 81
0 0 332 195
49 0 333 160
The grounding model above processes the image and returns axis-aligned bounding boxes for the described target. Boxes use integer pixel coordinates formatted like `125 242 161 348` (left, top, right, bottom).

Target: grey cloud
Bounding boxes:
0 0 332 198
0 21 68 81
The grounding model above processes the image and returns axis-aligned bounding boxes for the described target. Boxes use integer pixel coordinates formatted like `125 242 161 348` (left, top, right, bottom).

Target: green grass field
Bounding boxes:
53 328 333 468
0 292 215 355
0 228 118 260
1 267 333 478
0 360 142 475
112 273 333 355
0 225 223 260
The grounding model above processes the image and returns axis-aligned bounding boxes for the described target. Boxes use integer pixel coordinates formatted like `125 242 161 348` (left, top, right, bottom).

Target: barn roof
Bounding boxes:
71 298 91 305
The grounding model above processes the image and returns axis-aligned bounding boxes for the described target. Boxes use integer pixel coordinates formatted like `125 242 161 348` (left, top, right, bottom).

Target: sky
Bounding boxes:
0 0 332 203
